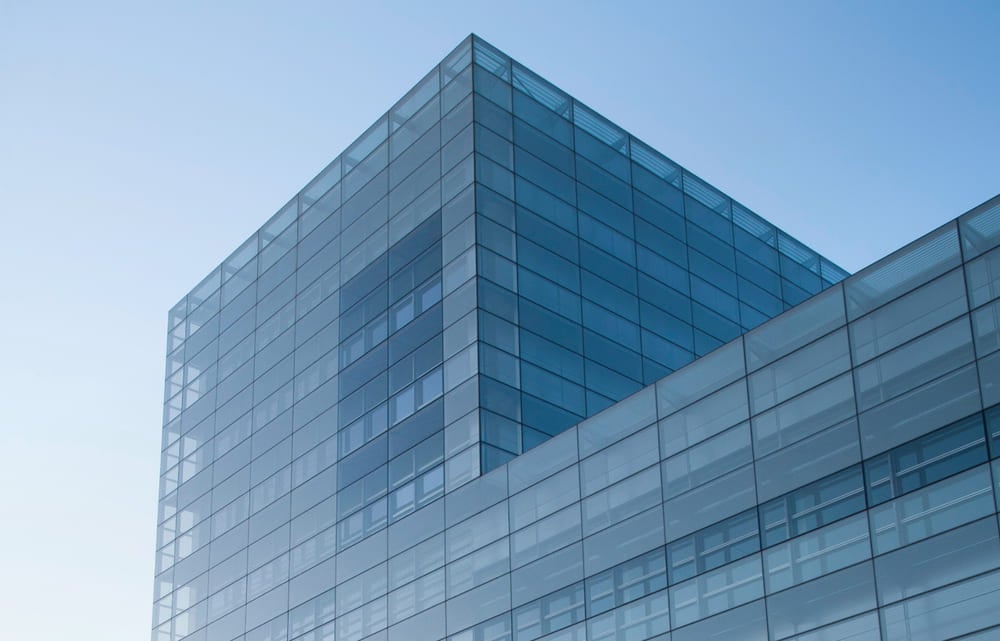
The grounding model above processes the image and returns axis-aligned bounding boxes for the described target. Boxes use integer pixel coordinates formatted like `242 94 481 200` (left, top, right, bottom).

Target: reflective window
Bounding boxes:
585 547 667 616
759 465 866 547
667 509 760 584
869 464 995 554
763 512 870 593
512 582 585 641
668 554 763 627
766 563 876 641
864 413 988 505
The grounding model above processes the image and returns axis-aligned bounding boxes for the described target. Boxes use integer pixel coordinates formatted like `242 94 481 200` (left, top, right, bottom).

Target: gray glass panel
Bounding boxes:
849 268 967 365
664 465 757 543
585 590 669 641
752 373 855 458
660 381 749 458
656 339 745 414
582 465 660 536
583 505 664 576
972 298 1000 356
670 599 767 641
778 612 880 641
446 502 509 562
389 603 445 641
669 554 763 628
755 417 861 503
446 470 507 527
966 245 1000 308
853 316 974 412
510 504 581 568
880 568 1000 641
509 465 580 531
766 563 876 641
446 537 509 597
388 498 443 557
858 362 982 457
389 532 444 590
763 512 871 594
748 328 851 414
387 567 444 625
959 195 1000 260
845 222 960 321
445 574 511 634
510 541 584 608
745 286 846 372
662 424 752 499
874 516 1000 606
868 464 995 554
979 349 1000 407
577 387 657 457
580 425 659 497
508 429 578 494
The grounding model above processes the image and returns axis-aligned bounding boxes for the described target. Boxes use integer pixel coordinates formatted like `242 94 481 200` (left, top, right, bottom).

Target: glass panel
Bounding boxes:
577 387 656 457
663 464 757 543
874 516 1000 606
858 362 982 458
510 543 584 608
511 63 572 118
844 222 961 320
762 512 870 593
959 194 1000 260
752 373 855 458
853 316 974 412
581 465 660 537
765 563 876 641
512 582 585 641
583 506 664 576
748 328 851 414
759 465 866 547
849 268 967 365
755 417 861 503
668 554 763 627
508 428 578 494
580 426 659 497
670 599 767 641
510 504 581 569
585 590 669 641
662 423 752 499
880 568 1000 641
965 245 1000 308
666 509 760 584
509 465 580 531
585 547 667 617
868 463 995 554
864 413 988 506
777 612 880 641
659 381 749 458
655 338 745 415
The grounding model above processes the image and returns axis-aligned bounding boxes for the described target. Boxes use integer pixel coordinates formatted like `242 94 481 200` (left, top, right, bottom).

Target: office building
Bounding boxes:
153 35 1000 641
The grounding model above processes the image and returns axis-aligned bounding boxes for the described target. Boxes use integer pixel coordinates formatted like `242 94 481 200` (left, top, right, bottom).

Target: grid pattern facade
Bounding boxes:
154 38 482 641
465 38 848 471
151 34 999 641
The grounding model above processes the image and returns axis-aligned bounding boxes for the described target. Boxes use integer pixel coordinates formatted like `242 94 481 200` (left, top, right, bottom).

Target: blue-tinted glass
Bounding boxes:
865 414 988 505
760 465 866 547
157 37 868 641
988 404 1000 457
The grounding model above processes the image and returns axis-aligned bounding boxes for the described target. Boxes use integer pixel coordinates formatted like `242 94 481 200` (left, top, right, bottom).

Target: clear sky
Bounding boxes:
0 2 997 639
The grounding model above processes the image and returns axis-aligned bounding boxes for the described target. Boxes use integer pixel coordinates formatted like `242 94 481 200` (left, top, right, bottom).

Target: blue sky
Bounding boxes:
0 2 997 639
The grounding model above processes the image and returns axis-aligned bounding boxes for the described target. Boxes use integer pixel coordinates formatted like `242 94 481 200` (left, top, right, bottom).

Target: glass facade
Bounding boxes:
467 37 847 471
153 33 1000 641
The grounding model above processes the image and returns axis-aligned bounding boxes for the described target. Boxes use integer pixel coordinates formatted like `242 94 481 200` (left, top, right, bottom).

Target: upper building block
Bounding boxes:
153 33 1000 641
161 35 849 515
